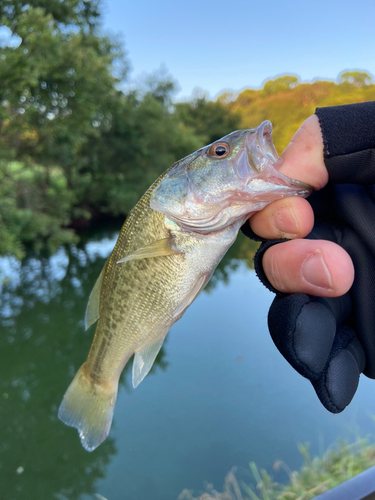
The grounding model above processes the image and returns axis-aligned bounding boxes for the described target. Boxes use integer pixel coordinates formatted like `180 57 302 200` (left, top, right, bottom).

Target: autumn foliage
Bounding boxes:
228 72 375 153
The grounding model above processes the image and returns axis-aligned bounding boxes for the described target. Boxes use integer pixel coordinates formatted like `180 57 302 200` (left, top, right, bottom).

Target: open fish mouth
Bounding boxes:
247 121 279 172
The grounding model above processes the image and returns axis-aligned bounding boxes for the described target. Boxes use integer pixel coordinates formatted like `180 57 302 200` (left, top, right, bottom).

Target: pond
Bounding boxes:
1 228 375 500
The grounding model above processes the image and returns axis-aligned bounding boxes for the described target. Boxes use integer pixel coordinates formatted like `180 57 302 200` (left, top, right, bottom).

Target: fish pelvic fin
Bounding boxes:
58 364 117 452
116 237 181 264
85 263 106 330
132 336 166 388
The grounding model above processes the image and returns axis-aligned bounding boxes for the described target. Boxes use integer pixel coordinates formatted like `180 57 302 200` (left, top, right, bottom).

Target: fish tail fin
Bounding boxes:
58 364 118 452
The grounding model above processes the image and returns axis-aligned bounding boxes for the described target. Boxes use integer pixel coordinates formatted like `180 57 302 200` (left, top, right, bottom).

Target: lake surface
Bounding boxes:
1 229 375 500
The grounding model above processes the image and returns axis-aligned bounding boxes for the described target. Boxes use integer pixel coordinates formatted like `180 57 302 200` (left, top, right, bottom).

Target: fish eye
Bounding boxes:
208 142 230 158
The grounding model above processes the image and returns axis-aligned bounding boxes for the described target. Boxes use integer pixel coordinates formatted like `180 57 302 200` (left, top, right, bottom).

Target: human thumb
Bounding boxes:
276 115 329 191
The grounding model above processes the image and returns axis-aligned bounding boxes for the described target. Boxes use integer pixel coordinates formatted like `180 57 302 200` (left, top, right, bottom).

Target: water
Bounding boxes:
1 229 375 500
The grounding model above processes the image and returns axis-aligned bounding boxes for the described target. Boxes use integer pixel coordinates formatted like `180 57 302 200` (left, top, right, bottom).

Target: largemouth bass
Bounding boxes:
58 121 312 451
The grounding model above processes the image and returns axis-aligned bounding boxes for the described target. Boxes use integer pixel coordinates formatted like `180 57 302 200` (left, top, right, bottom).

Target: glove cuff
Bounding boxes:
240 222 290 295
253 239 290 295
316 101 375 158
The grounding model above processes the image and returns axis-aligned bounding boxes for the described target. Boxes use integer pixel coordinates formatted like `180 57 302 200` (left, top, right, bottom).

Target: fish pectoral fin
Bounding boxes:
85 262 106 330
117 238 181 264
173 273 210 319
132 336 166 388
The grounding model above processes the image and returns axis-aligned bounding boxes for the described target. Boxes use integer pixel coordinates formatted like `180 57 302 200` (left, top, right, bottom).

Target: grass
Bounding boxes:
177 438 375 500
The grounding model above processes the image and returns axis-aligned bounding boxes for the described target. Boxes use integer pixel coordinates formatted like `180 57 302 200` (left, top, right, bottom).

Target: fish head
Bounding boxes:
150 121 312 233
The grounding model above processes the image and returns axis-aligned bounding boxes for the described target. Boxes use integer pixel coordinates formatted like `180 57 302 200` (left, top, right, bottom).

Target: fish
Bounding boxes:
58 121 312 451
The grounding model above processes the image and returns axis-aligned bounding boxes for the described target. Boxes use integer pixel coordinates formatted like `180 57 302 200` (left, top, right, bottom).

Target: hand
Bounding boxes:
250 115 354 297
243 113 374 413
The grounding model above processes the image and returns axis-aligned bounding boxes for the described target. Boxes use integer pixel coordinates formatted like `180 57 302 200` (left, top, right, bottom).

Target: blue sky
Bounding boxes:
102 0 375 100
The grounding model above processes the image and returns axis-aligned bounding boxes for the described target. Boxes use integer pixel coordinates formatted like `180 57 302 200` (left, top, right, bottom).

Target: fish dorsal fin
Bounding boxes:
85 265 106 330
132 336 166 388
173 273 209 319
117 238 180 264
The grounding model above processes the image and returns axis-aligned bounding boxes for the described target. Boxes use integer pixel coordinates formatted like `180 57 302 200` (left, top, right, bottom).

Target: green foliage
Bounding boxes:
0 0 101 28
175 93 242 144
179 438 375 500
0 0 125 257
243 440 375 500
0 161 77 258
0 3 125 166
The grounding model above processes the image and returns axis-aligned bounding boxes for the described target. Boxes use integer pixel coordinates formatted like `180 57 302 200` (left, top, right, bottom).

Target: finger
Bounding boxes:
262 239 354 297
312 326 365 413
339 223 375 378
249 197 314 240
269 293 352 379
268 294 338 378
247 115 326 241
275 115 329 190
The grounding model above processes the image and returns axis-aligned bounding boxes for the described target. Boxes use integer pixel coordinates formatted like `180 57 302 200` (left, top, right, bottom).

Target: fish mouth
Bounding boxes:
257 121 279 163
245 120 279 173
245 120 312 194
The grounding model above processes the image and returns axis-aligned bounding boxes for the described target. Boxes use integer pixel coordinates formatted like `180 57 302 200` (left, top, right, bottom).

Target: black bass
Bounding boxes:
58 121 311 451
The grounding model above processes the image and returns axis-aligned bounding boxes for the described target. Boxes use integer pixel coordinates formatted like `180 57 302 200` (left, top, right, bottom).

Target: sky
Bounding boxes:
101 0 375 100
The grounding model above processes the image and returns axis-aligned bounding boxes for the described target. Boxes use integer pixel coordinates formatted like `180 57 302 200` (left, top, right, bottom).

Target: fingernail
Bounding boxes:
272 207 299 236
301 251 333 290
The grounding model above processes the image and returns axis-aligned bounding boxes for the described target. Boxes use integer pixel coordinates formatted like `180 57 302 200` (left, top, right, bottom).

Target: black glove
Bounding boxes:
242 102 375 413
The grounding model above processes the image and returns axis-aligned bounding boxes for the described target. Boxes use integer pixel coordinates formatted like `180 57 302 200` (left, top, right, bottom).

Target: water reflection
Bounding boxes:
0 236 118 499
0 227 258 499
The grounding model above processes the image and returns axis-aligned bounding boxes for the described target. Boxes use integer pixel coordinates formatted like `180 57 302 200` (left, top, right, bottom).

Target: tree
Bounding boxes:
175 94 241 145
262 75 299 95
0 0 101 29
229 71 375 154
339 70 373 87
0 1 127 255
0 3 126 173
